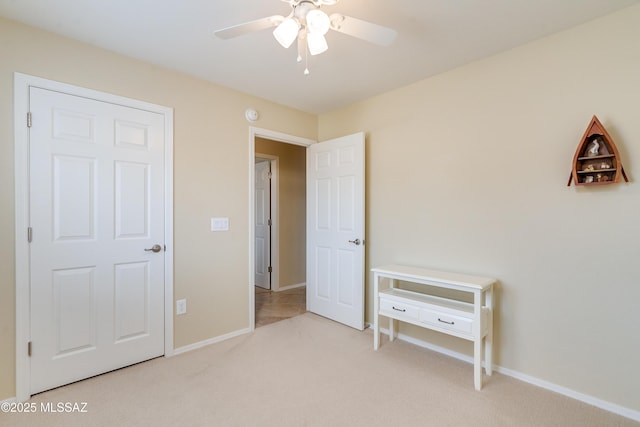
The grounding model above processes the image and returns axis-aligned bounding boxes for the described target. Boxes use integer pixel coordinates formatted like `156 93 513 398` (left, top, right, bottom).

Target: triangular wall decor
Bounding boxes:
568 115 629 186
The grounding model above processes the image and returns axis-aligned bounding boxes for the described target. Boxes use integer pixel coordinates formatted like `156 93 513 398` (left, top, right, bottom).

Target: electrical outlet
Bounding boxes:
176 299 187 315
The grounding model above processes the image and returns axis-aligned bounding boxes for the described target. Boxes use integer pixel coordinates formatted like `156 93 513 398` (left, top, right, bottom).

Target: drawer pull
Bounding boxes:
438 318 455 325
392 306 406 312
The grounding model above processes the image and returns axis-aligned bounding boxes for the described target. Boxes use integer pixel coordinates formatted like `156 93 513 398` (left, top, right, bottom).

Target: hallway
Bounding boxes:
255 286 306 328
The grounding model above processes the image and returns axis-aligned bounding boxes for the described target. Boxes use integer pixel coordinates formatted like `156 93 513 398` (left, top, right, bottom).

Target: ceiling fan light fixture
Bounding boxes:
273 18 300 48
307 32 328 55
216 0 397 74
306 9 330 35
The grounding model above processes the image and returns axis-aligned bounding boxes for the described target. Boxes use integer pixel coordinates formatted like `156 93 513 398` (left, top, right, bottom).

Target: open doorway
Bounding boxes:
250 128 314 328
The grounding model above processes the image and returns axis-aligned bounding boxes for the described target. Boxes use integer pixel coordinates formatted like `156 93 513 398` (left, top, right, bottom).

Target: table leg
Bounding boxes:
474 339 482 391
474 289 482 390
388 278 395 342
485 285 493 376
373 272 380 350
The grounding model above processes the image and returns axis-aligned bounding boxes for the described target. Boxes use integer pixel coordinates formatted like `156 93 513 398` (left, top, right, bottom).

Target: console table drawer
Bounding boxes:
379 298 420 321
419 309 473 335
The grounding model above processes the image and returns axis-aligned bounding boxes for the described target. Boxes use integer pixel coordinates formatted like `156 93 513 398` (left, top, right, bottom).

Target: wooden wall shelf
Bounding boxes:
568 115 628 186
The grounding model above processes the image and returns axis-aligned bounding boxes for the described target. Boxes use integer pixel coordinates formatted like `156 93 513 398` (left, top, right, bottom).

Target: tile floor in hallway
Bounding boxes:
255 286 306 328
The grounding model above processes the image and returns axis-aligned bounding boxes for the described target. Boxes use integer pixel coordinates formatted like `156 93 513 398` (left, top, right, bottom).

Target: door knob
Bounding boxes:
348 239 361 246
145 244 163 253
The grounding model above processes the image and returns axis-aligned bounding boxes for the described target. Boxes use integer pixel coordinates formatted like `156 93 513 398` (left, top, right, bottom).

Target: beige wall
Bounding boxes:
319 5 640 411
0 17 316 400
255 138 306 288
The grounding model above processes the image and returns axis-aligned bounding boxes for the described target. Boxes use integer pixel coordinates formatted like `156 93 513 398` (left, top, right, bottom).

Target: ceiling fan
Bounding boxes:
214 0 397 74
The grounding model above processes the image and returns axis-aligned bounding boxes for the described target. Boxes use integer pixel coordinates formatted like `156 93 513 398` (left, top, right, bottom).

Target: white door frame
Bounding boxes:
254 154 278 291
14 73 174 401
248 127 314 329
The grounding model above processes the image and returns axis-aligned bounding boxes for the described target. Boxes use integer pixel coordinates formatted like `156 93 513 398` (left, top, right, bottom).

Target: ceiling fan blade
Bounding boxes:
329 13 397 46
214 15 285 40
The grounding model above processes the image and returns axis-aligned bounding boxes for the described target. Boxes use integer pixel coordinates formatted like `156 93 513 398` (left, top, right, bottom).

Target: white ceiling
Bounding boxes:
1 0 637 114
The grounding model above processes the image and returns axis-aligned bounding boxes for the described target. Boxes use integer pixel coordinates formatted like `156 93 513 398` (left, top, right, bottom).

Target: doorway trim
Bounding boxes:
14 73 174 401
248 127 314 330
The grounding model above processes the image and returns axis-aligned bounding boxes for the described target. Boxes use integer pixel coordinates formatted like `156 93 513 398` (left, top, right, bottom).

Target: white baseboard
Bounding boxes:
274 282 305 292
372 325 640 423
172 327 251 356
495 364 640 422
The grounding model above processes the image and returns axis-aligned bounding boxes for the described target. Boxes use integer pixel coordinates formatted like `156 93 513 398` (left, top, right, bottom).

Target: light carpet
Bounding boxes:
1 313 636 426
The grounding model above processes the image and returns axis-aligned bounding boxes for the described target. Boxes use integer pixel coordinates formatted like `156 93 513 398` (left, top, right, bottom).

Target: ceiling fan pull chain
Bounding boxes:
297 32 304 63
304 47 310 75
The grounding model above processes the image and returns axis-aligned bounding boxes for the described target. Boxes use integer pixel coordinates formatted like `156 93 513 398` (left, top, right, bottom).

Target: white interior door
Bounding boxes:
306 132 365 330
29 87 166 394
255 159 271 289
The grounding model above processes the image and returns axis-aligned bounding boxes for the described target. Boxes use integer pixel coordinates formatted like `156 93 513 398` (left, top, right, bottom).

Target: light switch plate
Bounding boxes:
176 299 187 315
211 217 229 231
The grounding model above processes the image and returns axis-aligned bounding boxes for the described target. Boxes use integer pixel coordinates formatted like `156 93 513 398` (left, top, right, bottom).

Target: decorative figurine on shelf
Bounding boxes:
583 164 595 172
600 161 611 169
584 176 594 183
587 138 601 156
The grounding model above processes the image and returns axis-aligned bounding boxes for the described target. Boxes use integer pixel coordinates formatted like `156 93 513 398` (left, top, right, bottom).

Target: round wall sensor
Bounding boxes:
245 108 259 122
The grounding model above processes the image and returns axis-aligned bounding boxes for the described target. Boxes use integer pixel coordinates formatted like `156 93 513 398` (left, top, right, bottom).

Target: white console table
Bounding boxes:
372 264 495 390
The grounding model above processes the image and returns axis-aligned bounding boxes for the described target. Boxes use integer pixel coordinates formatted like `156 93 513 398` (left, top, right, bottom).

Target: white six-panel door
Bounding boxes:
255 159 271 289
306 132 365 330
29 87 166 394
